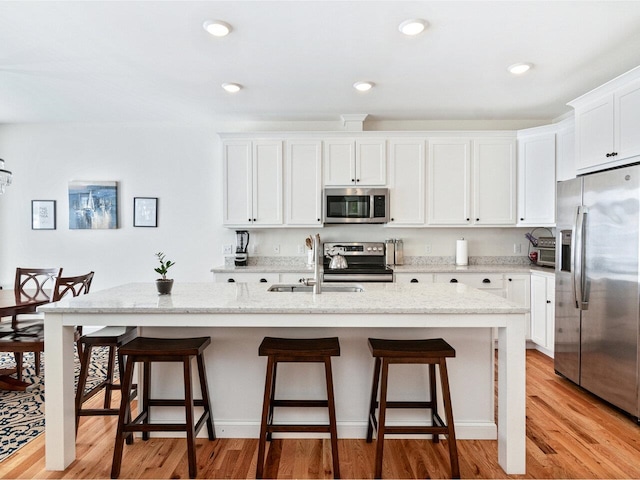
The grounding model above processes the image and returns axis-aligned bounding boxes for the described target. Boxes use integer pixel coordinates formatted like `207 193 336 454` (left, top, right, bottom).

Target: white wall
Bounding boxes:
0 120 539 291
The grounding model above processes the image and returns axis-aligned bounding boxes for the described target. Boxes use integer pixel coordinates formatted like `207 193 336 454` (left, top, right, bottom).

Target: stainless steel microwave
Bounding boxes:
323 188 389 224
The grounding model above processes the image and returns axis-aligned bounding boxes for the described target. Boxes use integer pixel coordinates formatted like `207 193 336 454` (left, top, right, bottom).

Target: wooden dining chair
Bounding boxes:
0 270 93 381
4 268 62 377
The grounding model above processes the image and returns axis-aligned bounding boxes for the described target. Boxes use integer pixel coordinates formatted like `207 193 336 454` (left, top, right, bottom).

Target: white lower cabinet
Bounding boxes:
394 273 434 283
214 273 280 284
530 271 555 354
434 273 505 297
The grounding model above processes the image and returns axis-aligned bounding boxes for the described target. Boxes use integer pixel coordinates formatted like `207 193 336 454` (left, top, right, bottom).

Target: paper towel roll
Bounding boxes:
456 239 468 266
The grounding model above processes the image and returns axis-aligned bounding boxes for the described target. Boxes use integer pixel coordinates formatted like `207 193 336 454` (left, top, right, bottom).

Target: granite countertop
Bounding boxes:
212 263 555 275
39 282 527 315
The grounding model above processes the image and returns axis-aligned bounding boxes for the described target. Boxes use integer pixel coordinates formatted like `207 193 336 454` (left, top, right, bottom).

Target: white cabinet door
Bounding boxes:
223 140 253 225
473 138 516 225
356 139 386 185
387 138 426 226
530 273 548 347
517 133 556 226
428 139 471 225
615 78 640 161
575 93 615 171
394 273 433 283
223 140 283 227
252 141 283 226
556 121 576 182
530 271 555 352
286 140 322 226
214 273 280 283
323 139 355 186
573 78 640 174
323 139 386 186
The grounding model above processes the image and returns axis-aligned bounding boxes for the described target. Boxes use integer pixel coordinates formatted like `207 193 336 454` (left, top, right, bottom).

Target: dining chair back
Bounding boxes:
14 267 62 306
53 272 94 301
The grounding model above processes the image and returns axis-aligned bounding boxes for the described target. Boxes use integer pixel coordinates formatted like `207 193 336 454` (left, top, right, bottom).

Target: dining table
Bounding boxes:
0 288 51 391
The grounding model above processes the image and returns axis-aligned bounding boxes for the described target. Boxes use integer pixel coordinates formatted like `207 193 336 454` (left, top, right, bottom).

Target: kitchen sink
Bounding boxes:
267 283 364 293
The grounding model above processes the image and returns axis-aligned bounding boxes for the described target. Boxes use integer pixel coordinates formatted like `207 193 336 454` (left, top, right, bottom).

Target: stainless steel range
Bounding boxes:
322 242 394 282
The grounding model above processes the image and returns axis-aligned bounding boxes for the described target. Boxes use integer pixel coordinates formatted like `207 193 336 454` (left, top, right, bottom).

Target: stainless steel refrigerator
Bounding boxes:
555 164 640 420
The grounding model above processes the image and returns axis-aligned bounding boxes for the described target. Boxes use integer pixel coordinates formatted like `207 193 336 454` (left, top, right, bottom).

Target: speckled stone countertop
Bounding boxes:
211 263 555 275
39 282 527 315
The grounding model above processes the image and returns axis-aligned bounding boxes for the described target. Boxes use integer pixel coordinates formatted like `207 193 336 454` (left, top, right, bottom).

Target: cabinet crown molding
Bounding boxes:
568 64 640 109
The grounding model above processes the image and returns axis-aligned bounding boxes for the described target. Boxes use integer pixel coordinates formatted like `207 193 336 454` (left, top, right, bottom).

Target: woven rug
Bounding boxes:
0 347 113 462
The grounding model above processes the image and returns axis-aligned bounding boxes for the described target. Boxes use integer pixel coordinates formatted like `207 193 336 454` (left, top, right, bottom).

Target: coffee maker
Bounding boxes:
235 230 249 266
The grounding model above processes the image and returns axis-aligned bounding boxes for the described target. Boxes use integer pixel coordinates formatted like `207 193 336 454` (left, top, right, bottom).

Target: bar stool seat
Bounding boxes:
366 338 459 479
256 336 341 479
75 326 138 434
110 336 215 479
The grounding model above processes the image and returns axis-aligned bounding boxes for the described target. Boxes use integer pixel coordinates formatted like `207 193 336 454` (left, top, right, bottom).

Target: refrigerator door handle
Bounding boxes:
574 205 589 310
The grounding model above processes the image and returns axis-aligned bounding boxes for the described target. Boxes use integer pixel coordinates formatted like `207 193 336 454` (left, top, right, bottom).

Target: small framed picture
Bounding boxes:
32 200 57 230
133 197 158 227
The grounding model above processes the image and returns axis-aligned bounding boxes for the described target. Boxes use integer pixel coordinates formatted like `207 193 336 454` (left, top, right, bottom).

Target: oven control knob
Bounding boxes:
367 247 372 251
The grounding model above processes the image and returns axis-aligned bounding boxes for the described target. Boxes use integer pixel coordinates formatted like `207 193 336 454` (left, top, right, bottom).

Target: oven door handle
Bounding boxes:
322 273 393 282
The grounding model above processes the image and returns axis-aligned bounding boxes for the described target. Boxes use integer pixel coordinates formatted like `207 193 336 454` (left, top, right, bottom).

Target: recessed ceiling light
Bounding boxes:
203 20 232 37
508 63 533 75
353 81 374 92
222 83 242 93
398 19 427 36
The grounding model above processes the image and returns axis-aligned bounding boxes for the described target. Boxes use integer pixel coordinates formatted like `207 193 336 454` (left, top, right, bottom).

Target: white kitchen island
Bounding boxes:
40 282 527 475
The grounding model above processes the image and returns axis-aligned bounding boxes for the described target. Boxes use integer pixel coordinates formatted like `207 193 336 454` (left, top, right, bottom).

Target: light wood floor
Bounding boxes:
2 350 640 479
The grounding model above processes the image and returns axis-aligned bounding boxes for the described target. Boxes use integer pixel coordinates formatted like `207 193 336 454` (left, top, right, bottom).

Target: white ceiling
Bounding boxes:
2 0 640 125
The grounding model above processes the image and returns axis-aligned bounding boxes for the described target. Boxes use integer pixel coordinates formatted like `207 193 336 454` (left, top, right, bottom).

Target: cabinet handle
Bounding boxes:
260 278 267 283
613 152 618 156
227 278 236 283
356 178 360 182
410 278 419 283
351 178 355 182
606 152 619 157
317 218 321 222
546 300 551 304
520 218 524 221
390 218 394 221
508 278 512 282
476 218 480 221
606 153 612 157
466 218 470 221
253 218 256 222
450 279 458 283
482 278 491 284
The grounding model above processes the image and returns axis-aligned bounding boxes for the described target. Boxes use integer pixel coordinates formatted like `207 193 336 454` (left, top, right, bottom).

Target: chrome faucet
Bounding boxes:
301 233 322 293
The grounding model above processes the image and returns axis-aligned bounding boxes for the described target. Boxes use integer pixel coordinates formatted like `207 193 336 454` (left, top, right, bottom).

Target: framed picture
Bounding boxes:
68 181 118 229
32 200 57 230
133 197 158 227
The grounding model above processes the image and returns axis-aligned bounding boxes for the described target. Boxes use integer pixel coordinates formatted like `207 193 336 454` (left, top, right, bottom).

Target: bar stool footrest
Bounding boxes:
267 424 332 433
272 399 329 408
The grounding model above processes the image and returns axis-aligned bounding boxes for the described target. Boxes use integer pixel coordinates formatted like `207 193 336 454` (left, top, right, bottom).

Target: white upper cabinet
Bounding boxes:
223 139 283 227
473 138 516 225
323 138 386 186
427 138 471 225
285 140 322 226
428 137 516 226
517 130 556 226
556 118 575 182
387 138 426 226
569 66 640 174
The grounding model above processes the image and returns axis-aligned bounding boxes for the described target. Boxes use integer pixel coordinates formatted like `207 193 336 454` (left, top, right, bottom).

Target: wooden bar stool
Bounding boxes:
75 326 138 434
110 337 216 479
366 338 459 479
256 336 341 479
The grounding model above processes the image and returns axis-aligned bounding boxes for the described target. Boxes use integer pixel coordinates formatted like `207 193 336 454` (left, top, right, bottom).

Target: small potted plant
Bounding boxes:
154 251 175 295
